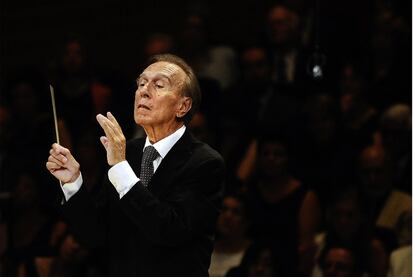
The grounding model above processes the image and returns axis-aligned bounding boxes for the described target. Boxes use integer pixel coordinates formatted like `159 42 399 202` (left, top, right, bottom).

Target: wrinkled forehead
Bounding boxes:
141 61 186 83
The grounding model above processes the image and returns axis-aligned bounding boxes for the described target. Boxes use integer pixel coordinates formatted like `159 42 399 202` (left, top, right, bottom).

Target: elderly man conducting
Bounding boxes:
46 54 225 277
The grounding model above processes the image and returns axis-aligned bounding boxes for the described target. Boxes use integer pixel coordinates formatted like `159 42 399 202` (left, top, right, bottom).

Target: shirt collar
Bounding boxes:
144 125 186 159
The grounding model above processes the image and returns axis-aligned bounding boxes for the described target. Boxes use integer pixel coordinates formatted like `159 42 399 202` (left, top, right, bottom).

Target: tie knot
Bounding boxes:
143 146 159 163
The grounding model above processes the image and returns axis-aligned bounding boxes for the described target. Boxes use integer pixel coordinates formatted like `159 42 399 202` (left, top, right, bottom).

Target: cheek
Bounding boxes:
157 97 180 113
134 92 139 111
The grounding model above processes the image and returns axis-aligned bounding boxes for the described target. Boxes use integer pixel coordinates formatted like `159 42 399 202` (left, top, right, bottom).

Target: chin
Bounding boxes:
134 117 145 126
135 113 147 122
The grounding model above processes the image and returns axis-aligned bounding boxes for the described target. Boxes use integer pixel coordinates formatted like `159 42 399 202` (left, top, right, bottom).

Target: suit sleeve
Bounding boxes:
60 179 109 249
118 155 225 247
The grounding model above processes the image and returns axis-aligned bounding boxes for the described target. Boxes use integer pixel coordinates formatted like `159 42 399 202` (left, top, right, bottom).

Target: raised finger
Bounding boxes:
96 114 117 140
107 112 123 132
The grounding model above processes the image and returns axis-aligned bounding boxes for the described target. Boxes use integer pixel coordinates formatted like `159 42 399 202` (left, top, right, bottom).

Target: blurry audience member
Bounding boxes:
2 74 71 205
177 12 238 91
312 187 388 277
388 245 411 277
264 4 309 85
176 14 226 131
378 104 411 193
280 0 315 46
219 45 272 182
225 242 280 277
394 211 411 247
295 93 351 205
49 233 90 277
88 69 134 139
75 130 107 194
358 145 411 245
144 33 174 58
229 45 304 184
209 193 251 277
233 45 302 133
90 80 112 116
369 5 411 109
235 45 274 126
49 37 95 145
5 76 51 153
339 61 378 149
386 211 411 277
246 134 321 275
5 168 59 276
34 232 93 277
188 111 216 147
319 246 362 277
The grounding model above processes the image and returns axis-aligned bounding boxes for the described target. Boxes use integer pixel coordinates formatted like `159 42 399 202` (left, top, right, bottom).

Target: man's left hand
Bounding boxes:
96 112 126 166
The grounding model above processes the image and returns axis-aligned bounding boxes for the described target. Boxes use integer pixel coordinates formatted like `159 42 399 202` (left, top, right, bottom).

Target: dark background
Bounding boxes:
2 0 272 75
3 0 401 78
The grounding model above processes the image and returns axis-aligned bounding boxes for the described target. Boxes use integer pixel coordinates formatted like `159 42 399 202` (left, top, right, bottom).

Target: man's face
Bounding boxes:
242 48 271 84
134 61 188 130
322 248 356 277
267 6 298 46
259 141 288 179
63 41 84 73
332 199 361 242
358 149 391 199
217 196 247 238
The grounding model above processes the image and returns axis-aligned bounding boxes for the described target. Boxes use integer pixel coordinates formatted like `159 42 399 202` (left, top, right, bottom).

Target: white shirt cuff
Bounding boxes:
108 161 139 199
61 173 83 202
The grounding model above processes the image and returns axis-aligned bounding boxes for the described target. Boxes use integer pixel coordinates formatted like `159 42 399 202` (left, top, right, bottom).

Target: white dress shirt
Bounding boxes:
61 125 186 200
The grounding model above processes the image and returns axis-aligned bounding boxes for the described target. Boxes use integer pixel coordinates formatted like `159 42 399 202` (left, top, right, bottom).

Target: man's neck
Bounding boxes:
144 122 184 143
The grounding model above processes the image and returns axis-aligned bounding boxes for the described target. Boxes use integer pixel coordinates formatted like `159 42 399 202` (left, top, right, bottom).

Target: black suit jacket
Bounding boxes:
62 130 225 277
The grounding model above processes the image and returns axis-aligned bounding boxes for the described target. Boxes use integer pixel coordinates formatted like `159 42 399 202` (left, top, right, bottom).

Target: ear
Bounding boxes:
176 97 192 119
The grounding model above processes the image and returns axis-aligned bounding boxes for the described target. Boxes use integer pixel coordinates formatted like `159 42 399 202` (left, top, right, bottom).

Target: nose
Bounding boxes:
136 85 150 99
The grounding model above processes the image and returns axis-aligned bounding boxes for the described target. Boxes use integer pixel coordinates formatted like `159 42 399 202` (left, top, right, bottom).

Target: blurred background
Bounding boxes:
0 0 412 276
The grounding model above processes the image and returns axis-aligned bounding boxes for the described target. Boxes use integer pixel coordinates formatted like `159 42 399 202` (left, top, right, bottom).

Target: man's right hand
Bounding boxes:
46 143 80 184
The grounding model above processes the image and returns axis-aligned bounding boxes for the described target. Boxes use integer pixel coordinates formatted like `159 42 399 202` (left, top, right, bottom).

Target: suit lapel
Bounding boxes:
126 130 195 195
148 130 194 195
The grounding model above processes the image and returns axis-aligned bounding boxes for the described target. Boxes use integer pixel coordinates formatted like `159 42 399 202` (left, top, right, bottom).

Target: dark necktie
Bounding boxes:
140 145 159 186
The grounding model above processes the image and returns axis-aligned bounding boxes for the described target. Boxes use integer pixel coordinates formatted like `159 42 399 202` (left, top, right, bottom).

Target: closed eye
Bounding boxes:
155 80 165 88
